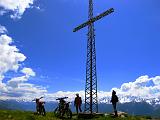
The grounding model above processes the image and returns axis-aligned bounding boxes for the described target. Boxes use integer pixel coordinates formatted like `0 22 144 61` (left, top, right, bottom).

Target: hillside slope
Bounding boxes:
0 110 158 120
1 100 160 117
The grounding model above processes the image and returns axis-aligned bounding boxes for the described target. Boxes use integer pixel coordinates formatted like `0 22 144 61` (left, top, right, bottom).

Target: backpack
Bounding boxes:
115 95 118 102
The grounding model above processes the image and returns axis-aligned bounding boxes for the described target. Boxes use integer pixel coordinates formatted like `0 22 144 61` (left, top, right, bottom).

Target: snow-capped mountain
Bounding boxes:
99 95 160 105
1 99 160 117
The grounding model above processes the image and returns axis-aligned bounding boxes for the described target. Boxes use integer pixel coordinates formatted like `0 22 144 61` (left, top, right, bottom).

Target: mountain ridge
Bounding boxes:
0 100 160 117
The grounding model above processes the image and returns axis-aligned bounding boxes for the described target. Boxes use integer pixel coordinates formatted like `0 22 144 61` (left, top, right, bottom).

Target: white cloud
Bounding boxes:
0 10 7 16
21 67 36 77
45 91 85 102
0 25 47 101
0 25 160 103
7 76 28 88
5 78 47 101
0 34 26 76
0 0 35 19
106 75 160 104
152 76 160 85
0 25 7 34
43 75 160 104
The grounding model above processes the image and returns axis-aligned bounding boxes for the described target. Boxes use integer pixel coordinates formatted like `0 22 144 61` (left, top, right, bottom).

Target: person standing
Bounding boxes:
74 93 82 114
110 90 118 117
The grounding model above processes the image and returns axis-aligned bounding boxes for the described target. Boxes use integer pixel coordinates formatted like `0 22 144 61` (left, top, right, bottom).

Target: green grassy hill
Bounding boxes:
0 110 157 120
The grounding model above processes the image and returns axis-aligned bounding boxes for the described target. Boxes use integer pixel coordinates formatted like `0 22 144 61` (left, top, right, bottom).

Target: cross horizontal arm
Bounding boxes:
73 8 114 32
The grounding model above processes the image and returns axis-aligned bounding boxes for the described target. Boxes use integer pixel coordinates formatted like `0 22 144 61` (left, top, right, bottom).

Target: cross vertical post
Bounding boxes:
84 0 98 113
73 0 114 114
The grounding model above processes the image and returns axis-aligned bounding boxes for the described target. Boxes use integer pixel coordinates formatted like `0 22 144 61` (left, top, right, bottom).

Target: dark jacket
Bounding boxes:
74 97 82 106
111 94 118 104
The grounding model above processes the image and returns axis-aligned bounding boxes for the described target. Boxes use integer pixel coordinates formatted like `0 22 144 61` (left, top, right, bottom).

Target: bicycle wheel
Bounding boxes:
41 106 46 116
54 107 60 117
66 109 72 119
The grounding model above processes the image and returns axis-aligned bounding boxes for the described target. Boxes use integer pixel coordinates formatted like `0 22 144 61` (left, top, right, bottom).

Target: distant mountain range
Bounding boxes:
0 100 160 117
99 95 160 105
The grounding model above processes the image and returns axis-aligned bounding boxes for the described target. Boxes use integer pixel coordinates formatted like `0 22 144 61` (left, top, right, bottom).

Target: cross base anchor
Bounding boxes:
78 113 104 119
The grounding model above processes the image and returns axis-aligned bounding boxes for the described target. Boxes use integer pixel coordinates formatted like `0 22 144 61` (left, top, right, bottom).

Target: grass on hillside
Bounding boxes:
0 110 154 120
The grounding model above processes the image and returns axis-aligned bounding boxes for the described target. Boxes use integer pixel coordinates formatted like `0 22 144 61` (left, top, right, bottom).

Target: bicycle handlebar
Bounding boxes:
32 97 44 101
56 97 68 100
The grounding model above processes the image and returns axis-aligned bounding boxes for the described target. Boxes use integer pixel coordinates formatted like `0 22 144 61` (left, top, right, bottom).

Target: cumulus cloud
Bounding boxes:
45 91 85 102
0 25 7 34
0 34 26 76
0 0 35 19
117 75 160 97
21 67 36 77
43 75 160 104
7 68 35 88
7 76 28 88
102 75 160 104
0 25 159 103
0 31 27 94
0 25 47 101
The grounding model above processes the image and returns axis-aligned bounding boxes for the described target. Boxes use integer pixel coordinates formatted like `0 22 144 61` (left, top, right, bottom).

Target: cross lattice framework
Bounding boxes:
84 0 97 113
73 0 114 113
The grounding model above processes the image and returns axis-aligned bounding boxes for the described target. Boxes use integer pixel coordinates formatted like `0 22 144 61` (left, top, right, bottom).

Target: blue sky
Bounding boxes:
0 0 160 101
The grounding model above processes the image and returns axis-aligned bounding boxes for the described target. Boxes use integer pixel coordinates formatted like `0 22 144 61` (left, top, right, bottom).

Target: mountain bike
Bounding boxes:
33 97 46 116
54 97 72 119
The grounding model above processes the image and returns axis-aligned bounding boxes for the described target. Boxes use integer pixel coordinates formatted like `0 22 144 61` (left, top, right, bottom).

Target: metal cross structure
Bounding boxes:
73 0 114 114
